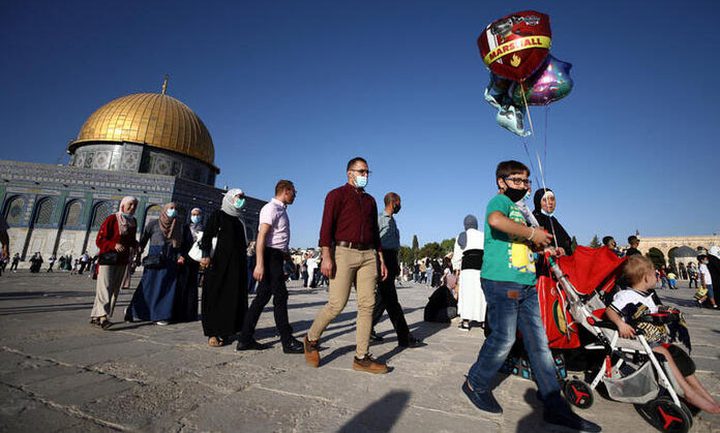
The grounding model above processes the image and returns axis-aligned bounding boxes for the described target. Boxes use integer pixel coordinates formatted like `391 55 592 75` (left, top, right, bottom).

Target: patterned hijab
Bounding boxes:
159 202 182 248
221 188 245 219
116 196 138 236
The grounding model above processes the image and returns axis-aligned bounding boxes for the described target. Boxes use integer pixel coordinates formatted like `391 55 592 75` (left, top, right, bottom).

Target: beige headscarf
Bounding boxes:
116 196 138 236
159 202 182 248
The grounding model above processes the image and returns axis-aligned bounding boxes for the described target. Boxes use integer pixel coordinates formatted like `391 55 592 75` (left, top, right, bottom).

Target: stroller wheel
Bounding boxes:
636 397 692 433
678 401 694 430
563 379 593 409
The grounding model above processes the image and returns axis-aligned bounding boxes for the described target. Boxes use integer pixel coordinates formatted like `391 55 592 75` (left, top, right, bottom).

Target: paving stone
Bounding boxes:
1 272 719 432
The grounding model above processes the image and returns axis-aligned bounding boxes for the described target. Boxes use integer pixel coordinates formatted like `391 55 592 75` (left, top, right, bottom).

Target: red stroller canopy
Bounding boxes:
557 246 626 295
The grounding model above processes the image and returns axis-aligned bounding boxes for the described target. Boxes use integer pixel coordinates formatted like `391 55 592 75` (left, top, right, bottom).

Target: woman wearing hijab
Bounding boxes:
451 215 486 331
126 202 184 325
532 188 572 254
532 188 574 278
91 196 139 329
200 189 249 347
174 207 203 322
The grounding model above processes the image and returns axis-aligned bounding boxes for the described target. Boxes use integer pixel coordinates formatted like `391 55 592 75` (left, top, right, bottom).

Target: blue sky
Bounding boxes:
2 1 719 248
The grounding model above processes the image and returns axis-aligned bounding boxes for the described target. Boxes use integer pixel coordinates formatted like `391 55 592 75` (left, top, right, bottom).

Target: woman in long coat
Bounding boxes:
174 207 203 322
126 202 183 325
200 189 248 347
91 196 139 329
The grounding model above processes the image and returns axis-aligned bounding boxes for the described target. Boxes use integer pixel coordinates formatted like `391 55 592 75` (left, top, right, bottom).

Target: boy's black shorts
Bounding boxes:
666 344 695 377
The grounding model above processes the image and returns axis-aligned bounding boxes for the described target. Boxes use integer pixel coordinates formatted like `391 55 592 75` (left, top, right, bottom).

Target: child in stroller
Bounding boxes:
606 255 720 414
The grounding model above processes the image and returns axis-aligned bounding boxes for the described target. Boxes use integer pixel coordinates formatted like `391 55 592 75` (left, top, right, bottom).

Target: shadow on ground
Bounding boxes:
338 390 411 433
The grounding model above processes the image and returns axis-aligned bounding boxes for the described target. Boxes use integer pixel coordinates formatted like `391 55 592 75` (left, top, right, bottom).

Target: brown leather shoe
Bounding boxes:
352 354 388 374
304 335 320 368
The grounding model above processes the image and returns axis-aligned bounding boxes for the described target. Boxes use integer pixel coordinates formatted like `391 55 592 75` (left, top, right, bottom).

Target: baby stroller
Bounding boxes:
545 246 695 433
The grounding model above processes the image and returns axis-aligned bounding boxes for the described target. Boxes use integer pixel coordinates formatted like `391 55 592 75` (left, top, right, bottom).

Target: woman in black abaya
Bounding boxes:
200 189 249 347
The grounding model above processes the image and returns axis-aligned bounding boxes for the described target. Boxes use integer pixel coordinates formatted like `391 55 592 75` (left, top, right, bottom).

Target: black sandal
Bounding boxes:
97 316 112 330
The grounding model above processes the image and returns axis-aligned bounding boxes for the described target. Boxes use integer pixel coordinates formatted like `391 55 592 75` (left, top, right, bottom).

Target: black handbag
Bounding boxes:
98 251 119 266
141 254 166 269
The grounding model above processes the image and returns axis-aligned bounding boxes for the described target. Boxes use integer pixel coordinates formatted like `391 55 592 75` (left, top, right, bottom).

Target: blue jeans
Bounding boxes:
707 284 714 300
467 278 560 398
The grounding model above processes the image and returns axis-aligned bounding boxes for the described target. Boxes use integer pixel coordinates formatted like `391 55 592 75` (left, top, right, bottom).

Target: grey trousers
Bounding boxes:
91 264 128 319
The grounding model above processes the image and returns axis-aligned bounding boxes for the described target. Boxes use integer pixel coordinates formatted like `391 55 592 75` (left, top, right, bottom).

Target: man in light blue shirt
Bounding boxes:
370 193 424 348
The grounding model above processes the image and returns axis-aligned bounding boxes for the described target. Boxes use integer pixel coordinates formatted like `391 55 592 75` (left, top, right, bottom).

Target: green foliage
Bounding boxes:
570 236 578 254
440 238 456 255
419 242 443 259
588 235 601 248
398 246 414 266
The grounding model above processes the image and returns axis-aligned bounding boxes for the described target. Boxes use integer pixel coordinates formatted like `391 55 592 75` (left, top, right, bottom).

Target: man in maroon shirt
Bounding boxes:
304 157 389 374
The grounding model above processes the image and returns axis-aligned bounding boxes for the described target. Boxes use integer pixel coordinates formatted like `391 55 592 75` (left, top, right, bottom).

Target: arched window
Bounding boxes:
144 204 162 228
33 197 58 225
63 201 83 227
91 201 116 230
3 196 26 225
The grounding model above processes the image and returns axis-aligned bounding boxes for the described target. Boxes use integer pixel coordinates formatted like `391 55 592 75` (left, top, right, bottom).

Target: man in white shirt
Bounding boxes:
237 180 304 353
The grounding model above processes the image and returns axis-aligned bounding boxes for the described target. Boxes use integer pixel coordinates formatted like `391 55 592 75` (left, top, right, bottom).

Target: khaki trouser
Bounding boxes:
91 264 127 319
307 246 377 358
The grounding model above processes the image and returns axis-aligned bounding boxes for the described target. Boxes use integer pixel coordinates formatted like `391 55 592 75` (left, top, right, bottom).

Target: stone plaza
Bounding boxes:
0 271 718 432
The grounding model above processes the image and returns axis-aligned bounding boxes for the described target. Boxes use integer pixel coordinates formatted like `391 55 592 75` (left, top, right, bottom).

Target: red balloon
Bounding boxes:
478 11 552 82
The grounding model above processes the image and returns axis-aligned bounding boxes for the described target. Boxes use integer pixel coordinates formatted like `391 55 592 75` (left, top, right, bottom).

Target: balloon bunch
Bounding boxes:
478 11 573 136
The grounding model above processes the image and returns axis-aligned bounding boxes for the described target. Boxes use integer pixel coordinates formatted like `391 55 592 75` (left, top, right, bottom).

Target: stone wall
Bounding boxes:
1 160 263 262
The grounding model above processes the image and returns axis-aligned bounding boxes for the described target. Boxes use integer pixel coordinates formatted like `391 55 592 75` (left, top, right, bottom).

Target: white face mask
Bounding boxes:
191 215 201 224
355 175 368 188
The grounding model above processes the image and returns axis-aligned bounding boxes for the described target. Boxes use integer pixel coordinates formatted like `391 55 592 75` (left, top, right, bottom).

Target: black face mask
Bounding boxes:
393 204 401 214
503 186 528 202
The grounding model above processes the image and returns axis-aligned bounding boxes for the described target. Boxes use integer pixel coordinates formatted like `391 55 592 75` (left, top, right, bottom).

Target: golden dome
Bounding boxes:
70 92 215 166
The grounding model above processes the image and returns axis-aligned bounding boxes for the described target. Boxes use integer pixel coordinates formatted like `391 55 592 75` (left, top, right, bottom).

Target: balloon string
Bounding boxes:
544 106 549 171
520 82 536 136
521 82 558 250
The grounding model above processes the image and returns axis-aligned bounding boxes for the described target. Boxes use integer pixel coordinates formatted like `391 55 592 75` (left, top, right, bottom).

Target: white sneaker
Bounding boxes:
155 320 170 326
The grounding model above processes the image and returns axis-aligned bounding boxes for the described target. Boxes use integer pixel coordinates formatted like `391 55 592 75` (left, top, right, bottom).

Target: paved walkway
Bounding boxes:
0 271 718 432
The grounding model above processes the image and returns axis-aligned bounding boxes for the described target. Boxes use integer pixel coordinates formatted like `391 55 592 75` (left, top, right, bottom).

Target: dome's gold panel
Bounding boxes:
71 93 214 166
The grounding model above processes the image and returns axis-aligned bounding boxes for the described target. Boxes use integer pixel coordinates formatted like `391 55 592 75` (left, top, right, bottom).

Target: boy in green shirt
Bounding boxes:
462 160 601 432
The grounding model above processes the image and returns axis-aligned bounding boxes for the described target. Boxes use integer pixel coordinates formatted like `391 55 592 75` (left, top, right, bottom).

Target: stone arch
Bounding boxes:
647 247 666 269
670 245 697 279
2 195 27 226
53 200 84 255
83 201 118 255
23 196 59 259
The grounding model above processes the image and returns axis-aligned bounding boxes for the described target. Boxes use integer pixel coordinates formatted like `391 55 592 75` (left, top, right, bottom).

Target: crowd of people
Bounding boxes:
1 250 100 275
2 156 720 431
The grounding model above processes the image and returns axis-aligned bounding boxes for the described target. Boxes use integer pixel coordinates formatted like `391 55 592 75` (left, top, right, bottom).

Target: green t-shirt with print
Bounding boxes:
481 194 537 285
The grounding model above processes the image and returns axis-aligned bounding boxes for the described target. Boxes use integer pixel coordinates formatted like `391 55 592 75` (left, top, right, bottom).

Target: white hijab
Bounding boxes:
221 188 244 218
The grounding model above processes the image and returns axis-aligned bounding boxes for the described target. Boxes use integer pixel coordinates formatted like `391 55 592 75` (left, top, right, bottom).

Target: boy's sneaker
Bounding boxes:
461 380 502 414
459 321 470 332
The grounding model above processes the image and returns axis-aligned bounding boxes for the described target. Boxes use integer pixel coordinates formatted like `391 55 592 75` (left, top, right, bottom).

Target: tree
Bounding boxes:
570 236 578 254
398 246 414 266
440 238 456 255
411 234 419 261
588 235 601 248
419 242 443 259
